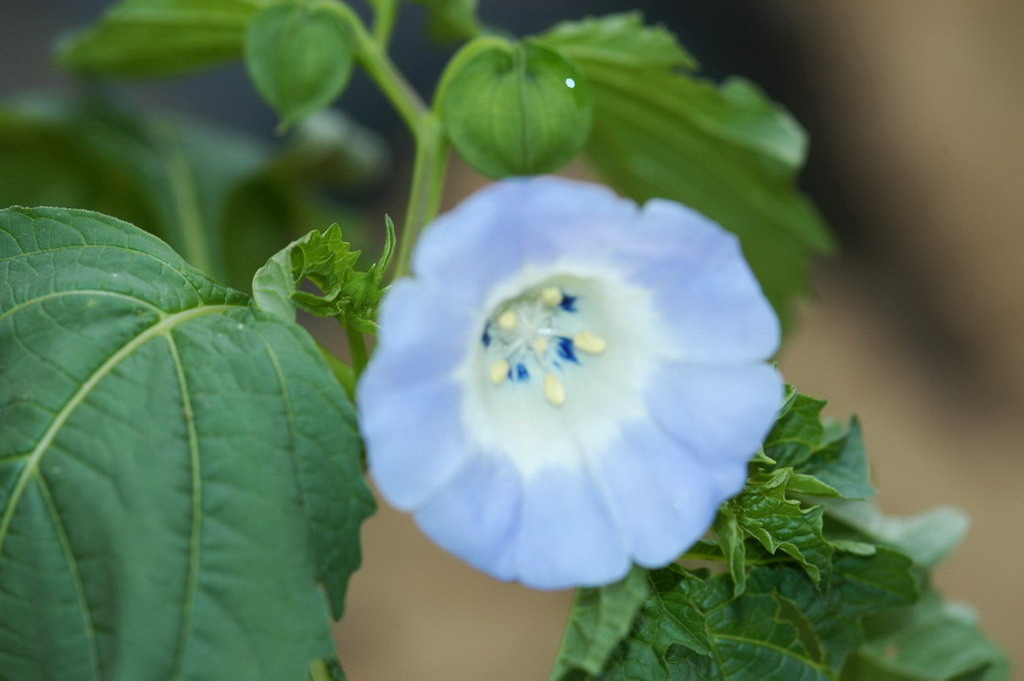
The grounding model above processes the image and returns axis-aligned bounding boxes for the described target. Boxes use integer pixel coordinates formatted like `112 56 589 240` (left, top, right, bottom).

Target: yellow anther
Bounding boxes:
532 337 549 354
539 286 564 307
497 309 518 330
574 331 607 355
543 373 567 406
490 359 510 384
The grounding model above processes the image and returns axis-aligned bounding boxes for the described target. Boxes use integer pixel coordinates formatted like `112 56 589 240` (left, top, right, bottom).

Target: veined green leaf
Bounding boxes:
748 548 918 673
596 567 828 681
58 0 268 77
538 13 833 323
731 469 834 586
549 567 650 681
0 207 373 679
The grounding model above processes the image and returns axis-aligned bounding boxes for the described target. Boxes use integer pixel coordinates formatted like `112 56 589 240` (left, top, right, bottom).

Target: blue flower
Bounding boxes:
358 177 783 589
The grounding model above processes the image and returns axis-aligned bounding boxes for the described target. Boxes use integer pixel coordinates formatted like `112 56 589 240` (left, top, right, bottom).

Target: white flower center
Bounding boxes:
459 261 676 476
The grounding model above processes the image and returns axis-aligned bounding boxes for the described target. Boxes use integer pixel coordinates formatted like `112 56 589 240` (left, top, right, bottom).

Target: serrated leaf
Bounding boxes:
846 589 1010 681
712 507 747 596
823 500 969 569
800 417 875 499
245 1 356 130
0 207 373 678
58 0 267 77
762 393 827 469
549 567 650 681
252 219 395 332
538 13 833 323
597 567 829 681
732 470 834 585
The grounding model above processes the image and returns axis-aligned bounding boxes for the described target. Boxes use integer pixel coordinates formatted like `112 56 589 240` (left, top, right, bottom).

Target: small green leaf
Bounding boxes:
411 0 480 42
801 417 875 499
437 36 593 178
252 219 395 332
245 1 357 130
712 507 747 596
0 207 373 678
538 13 833 323
549 567 649 681
58 0 265 77
731 469 834 585
762 393 828 469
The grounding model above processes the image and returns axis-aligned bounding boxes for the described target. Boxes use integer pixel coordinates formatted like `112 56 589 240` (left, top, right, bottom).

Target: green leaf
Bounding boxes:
58 0 266 77
0 207 374 677
731 469 834 585
823 500 969 570
437 36 593 178
712 507 747 596
252 219 396 332
800 417 875 499
550 567 650 681
762 393 828 470
845 589 1010 681
597 567 828 681
410 0 481 42
245 1 357 130
538 13 833 323
747 548 918 672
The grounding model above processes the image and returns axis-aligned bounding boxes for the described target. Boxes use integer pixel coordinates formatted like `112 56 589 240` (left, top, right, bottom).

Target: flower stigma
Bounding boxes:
479 282 609 406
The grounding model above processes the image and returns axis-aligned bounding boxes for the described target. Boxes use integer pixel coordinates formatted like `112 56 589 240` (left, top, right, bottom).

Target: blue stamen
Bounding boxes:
560 294 578 312
557 337 578 363
481 325 491 347
516 363 530 381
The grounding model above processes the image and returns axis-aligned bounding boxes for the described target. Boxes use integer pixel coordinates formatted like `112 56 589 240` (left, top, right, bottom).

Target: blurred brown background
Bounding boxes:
1 0 1021 678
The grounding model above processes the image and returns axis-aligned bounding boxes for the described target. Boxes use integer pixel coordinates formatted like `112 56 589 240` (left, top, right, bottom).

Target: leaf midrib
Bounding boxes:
0 303 240 554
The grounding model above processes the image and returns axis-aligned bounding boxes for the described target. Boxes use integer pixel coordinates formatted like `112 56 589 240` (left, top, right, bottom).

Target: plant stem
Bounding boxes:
371 0 399 47
394 115 448 278
326 0 426 131
346 326 370 376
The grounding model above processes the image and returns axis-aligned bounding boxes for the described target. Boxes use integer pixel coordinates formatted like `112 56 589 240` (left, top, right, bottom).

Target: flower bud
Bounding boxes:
437 37 592 178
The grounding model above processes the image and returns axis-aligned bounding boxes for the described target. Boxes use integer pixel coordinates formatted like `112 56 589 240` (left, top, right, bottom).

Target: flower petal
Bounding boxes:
369 278 476 385
511 465 631 589
360 377 471 510
594 424 720 567
645 362 783 497
414 178 638 296
413 453 523 581
630 199 781 363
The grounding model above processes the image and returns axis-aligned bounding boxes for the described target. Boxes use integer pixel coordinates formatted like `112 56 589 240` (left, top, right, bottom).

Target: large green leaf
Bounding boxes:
538 13 834 323
0 207 374 679
58 0 268 77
